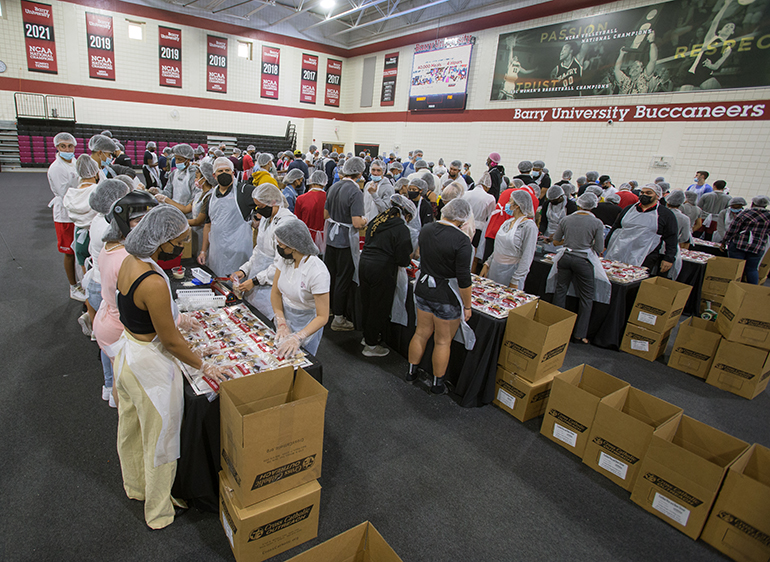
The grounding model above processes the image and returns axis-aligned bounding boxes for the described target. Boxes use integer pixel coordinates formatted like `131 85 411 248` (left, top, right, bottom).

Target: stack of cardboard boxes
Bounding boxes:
668 281 770 399
493 300 576 422
218 367 329 562
699 257 745 318
621 277 692 362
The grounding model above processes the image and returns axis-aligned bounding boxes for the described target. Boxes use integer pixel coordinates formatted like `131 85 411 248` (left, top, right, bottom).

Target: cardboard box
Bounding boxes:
704 257 745 295
699 291 724 321
628 277 692 334
284 521 403 562
667 317 723 379
582 387 683 491
220 367 328 507
705 339 770 400
758 250 770 284
220 471 321 562
540 365 630 458
493 367 557 422
630 416 749 540
701 444 770 562
498 300 576 382
620 323 673 362
717 282 770 351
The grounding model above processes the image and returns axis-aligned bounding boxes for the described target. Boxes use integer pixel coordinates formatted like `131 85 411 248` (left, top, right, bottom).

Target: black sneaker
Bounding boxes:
430 377 447 395
405 367 418 382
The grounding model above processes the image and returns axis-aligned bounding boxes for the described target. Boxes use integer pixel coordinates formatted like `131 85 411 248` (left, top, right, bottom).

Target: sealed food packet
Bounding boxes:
469 274 539 319
680 249 715 264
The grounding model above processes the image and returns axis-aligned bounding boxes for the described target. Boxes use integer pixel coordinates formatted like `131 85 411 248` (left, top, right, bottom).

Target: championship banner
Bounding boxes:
207 35 228 93
380 52 399 106
159 26 182 88
261 46 280 99
21 1 57 74
325 58 342 107
300 54 318 104
85 12 114 81
491 0 770 100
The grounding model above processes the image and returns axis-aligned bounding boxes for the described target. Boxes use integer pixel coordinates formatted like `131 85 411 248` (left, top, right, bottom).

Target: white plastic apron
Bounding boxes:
244 251 276 320
325 218 361 284
207 189 253 278
144 152 161 186
416 272 476 351
170 169 193 214
190 191 210 256
391 216 420 327
605 205 661 266
545 247 612 304
488 217 526 287
662 243 683 280
543 201 566 253
283 303 322 356
363 183 379 223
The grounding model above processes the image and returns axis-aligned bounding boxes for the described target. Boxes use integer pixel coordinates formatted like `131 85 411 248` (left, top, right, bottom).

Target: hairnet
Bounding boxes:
414 159 428 171
330 152 339 159
199 161 215 186
322 148 329 157
685 190 698 204
213 156 233 172
562 183 575 197
88 134 117 152
232 148 242 156
450 159 462 169
729 197 747 206
441 181 465 202
214 150 224 157
116 143 124 151
253 183 284 207
441 198 471 222
419 171 436 192
618 182 632 191
284 168 305 185
658 181 671 193
309 144 317 153
395 178 410 192
510 189 534 218
546 185 564 200
147 142 157 150
511 178 524 189
577 192 598 210
101 130 113 138
247 145 256 152
655 176 665 183
115 175 135 191
666 190 685 207
274 218 319 256
533 160 545 168
488 152 501 164
576 176 587 186
752 195 769 208
309 170 327 186
585 185 603 197
342 156 365 176
163 147 172 155
586 171 599 182
124 205 189 258
388 161 403 173
643 183 662 198
518 160 533 173
371 159 385 170
441 174 456 187
605 193 621 205
89 179 130 214
562 170 573 180
172 143 194 159
408 177 428 195
257 153 273 167
195 145 205 154
390 193 417 219
414 149 423 156
76 154 99 178
54 132 76 146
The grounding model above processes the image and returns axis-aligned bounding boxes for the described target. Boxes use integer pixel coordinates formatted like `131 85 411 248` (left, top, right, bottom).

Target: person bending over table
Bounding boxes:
408 199 475 395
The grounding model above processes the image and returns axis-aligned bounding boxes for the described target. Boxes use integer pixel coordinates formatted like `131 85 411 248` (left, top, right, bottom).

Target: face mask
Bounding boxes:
176 162 186 170
194 179 202 189
552 198 564 206
217 173 233 187
407 190 420 200
639 194 655 206
731 208 742 213
158 243 184 261
276 246 293 261
101 156 113 168
371 175 383 182
390 171 400 179
256 206 272 218
504 203 515 216
59 152 74 161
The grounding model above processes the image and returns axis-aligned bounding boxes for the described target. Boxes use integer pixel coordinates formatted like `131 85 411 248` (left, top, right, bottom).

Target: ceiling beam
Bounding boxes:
331 0 452 36
301 0 391 32
270 0 326 25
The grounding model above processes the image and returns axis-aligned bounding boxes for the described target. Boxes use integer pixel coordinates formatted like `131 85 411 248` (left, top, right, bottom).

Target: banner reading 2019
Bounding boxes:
490 0 770 100
159 27 182 88
85 12 114 81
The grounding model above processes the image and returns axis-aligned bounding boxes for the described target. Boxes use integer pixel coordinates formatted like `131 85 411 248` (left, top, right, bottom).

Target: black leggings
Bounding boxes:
324 245 356 317
359 258 397 346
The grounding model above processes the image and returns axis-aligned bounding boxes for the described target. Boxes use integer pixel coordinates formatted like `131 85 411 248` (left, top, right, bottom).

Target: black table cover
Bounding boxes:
691 240 727 257
677 260 707 316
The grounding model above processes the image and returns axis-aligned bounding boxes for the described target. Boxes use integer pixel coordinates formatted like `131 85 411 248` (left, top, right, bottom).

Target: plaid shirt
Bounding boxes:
722 207 770 254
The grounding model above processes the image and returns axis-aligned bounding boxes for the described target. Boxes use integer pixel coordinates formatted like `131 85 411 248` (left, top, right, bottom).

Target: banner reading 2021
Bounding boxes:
490 0 770 100
85 12 114 81
21 1 58 74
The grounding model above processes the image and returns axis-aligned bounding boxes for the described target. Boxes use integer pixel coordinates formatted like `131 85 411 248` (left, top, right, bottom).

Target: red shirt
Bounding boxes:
295 189 326 233
617 190 639 209
242 153 254 170
485 187 539 239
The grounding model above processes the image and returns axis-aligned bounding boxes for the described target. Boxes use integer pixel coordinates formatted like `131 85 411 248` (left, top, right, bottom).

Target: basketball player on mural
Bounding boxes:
550 41 583 95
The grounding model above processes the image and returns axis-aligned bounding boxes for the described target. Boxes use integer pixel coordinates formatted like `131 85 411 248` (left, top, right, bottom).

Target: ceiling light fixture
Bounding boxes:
320 0 335 10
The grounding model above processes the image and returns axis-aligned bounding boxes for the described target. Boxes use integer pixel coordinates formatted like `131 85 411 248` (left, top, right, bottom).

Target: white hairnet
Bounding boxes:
124 205 189 258
685 191 698 204
389 161 403 173
89 179 130 214
510 190 534 218
88 134 117 152
585 185 603 197
586 171 599 182
76 154 99 178
199 161 215 186
284 168 305 184
655 176 665 183
658 182 671 194
730 197 747 206
408 177 428 195
257 153 273 167
533 160 545 168
518 160 533 173
546 185 564 200
195 145 205 154
577 192 598 210
54 132 76 146
101 130 112 138
395 178 410 192
752 195 769 208
172 143 194 160
562 170 572 180
214 150 224 157
511 178 524 189
441 181 465 203
414 159 428 170
441 198 472 223
618 182 632 192
147 141 157 150
342 156 366 176
163 147 172 155
643 183 662 198
115 175 135 191
213 157 233 172
253 183 284 207
274 218 319 256
420 171 436 192
309 170 327 186
450 159 462 168
247 145 256 152
605 193 621 205
390 193 417 219
666 190 685 207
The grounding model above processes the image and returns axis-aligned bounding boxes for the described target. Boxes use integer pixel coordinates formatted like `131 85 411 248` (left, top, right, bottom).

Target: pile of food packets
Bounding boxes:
543 254 650 283
470 274 539 319
680 248 715 263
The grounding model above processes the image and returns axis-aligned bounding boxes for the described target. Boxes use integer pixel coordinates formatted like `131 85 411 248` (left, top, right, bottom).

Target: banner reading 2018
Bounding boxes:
21 1 58 74
261 46 280 99
207 35 228 93
85 12 114 81
300 54 318 104
159 26 182 88
490 0 770 100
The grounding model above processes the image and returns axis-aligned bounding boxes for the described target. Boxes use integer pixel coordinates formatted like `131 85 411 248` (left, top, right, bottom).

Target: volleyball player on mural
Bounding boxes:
550 42 583 95
614 30 658 94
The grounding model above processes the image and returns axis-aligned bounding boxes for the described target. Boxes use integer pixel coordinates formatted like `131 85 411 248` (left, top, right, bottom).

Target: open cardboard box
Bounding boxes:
628 276 691 334
540 365 629 458
498 300 576 383
620 323 672 362
493 367 557 422
630 415 749 540
284 521 403 562
704 257 745 296
699 291 724 321
717 282 770 351
701 444 770 562
705 339 770 400
582 387 683 491
667 317 723 379
220 367 328 507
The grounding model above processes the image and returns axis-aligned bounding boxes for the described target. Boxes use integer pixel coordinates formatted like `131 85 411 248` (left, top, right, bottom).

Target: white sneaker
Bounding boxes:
108 393 117 408
70 285 87 302
362 344 389 357
102 386 111 401
331 317 355 331
78 312 92 336
360 337 366 346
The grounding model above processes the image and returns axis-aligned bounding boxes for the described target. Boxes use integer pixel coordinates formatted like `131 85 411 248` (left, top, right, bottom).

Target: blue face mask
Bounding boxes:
504 203 515 216
176 162 186 170
531 171 541 178
59 152 74 161
731 207 742 213
371 175 383 182
101 156 113 168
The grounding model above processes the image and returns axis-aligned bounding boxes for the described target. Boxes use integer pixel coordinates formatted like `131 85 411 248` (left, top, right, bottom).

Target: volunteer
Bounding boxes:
200 157 252 277
721 195 770 284
282 168 305 213
540 185 576 252
682 191 703 233
462 172 496 272
47 132 83 301
65 155 101 277
666 190 693 249
89 134 118 180
697 180 730 240
251 153 279 187
547 193 610 344
143 142 161 188
232 183 293 319
406 177 434 226
407 199 475 395
359 194 415 357
160 144 197 216
270 219 330 357
113 205 227 530
295 171 328 253
162 160 216 256
363 159 395 222
605 183 679 276
386 160 404 182
480 190 538 290
482 178 539 264
713 197 746 244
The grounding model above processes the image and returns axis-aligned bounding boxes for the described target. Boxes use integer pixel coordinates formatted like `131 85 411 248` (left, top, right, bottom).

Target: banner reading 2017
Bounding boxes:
85 12 114 81
21 1 58 74
159 26 182 88
300 54 318 104
207 35 228 93
325 59 342 107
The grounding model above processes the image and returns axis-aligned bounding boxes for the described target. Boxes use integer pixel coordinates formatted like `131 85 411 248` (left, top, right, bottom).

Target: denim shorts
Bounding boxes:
415 295 462 321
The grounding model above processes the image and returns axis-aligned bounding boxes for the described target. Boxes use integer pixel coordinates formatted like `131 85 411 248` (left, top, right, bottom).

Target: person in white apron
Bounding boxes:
714 197 746 244
605 183 680 276
481 190 538 289
462 175 495 271
270 219 330 357
408 199 475 395
295 170 328 254
112 206 228 530
324 157 367 332
87 134 118 181
177 160 215 256
282 168 304 213
363 159 395 223
160 144 197 218
143 142 162 188
541 185 577 253
201 157 253 278
546 192 611 344
389 195 420 329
